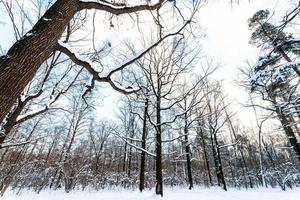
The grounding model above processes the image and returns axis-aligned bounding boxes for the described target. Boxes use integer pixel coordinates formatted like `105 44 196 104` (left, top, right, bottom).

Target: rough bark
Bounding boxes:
0 0 79 122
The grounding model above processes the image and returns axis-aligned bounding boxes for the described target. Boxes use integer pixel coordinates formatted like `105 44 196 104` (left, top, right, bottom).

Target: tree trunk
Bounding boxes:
155 95 163 196
0 0 79 122
184 113 193 190
276 109 300 162
139 97 148 192
214 132 227 191
270 94 300 163
210 123 227 191
122 140 128 172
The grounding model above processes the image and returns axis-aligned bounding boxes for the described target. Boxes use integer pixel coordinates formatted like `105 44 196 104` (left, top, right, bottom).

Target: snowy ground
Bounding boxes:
2 187 299 200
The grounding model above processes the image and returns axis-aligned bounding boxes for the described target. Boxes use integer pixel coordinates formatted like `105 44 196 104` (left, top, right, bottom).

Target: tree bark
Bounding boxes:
0 0 79 122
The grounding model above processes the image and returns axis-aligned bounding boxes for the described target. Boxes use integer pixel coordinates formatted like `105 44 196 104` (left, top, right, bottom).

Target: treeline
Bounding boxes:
0 98 299 195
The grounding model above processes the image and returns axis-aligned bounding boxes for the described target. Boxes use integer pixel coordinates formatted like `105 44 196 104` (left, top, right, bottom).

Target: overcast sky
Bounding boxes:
198 0 295 123
95 0 296 122
0 0 297 123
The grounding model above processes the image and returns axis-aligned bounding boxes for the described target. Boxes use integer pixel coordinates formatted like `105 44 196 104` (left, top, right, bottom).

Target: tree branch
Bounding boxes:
78 0 165 15
55 20 191 96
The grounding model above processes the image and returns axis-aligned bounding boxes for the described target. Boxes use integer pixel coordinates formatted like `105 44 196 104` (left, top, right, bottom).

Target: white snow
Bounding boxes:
79 0 126 9
57 40 100 72
116 132 156 157
43 17 51 21
79 0 161 8
24 32 34 37
1 187 299 200
111 80 138 93
16 106 46 122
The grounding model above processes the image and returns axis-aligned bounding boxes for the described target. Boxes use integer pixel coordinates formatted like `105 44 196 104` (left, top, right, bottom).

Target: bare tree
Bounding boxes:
204 82 228 191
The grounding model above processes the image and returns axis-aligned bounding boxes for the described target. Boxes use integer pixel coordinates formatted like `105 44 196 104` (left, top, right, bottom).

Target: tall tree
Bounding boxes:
248 10 300 162
135 38 199 196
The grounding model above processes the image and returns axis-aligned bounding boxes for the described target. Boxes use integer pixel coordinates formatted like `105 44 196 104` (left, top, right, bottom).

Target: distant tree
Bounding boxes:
176 73 216 190
204 82 228 191
49 95 90 190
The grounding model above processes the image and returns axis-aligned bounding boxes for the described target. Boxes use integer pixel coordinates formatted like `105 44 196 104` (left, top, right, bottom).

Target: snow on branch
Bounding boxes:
113 131 156 157
162 134 187 143
78 0 165 15
56 41 139 96
16 107 47 124
15 68 83 124
56 20 191 97
0 141 30 149
219 143 236 149
0 136 44 149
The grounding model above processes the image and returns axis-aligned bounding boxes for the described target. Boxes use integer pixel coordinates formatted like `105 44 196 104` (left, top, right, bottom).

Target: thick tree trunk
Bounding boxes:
210 130 219 184
0 0 79 122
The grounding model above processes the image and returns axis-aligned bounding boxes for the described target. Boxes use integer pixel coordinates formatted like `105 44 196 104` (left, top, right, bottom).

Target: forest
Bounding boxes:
0 0 299 199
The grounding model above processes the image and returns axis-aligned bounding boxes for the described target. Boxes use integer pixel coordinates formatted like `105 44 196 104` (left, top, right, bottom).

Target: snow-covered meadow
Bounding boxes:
1 187 299 200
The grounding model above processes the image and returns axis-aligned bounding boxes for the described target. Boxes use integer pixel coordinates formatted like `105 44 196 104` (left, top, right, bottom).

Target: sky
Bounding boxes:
0 0 297 123
192 0 296 124
95 0 296 122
